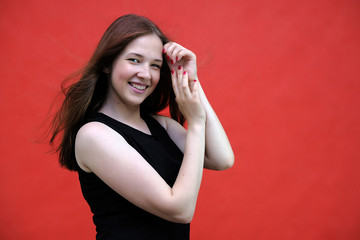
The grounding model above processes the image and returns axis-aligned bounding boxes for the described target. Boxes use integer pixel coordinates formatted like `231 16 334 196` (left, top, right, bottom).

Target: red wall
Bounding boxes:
1 0 359 239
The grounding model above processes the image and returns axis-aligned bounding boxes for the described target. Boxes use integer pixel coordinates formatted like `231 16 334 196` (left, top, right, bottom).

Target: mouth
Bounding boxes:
129 82 148 90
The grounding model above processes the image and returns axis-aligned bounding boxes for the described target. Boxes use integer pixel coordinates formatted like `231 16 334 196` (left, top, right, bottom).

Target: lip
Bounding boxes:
128 82 149 94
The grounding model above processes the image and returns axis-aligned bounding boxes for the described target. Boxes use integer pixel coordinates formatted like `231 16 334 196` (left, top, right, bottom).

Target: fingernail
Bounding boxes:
171 60 174 64
183 71 186 75
178 65 182 70
163 48 166 54
171 70 174 74
176 56 178 61
194 79 197 82
166 55 170 61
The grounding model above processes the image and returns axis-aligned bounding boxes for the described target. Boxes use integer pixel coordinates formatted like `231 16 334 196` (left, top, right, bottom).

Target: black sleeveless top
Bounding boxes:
77 113 189 240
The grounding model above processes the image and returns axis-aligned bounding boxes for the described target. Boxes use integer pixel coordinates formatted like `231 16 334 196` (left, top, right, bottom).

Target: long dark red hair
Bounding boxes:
49 14 183 171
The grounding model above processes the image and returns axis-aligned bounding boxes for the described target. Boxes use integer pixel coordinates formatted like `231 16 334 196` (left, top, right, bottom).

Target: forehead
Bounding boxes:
121 34 163 58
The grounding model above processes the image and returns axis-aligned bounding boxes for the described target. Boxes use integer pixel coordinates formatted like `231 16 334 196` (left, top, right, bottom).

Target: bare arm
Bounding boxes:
198 82 234 170
164 42 234 171
75 66 205 224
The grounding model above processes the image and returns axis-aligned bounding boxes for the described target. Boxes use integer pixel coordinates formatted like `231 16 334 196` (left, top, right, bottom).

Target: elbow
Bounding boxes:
214 152 235 171
205 149 235 171
218 158 234 171
171 209 195 224
223 151 235 169
155 193 198 224
165 202 196 224
182 214 194 224
225 153 235 169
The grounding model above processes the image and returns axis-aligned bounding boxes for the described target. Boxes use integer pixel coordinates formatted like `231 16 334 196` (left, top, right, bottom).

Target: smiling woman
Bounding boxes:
102 34 164 111
49 14 233 239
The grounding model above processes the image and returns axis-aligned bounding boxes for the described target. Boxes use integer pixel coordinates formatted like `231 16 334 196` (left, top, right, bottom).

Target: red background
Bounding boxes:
1 0 360 239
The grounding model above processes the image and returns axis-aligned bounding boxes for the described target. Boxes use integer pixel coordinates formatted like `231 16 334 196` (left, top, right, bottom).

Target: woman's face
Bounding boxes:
108 34 164 108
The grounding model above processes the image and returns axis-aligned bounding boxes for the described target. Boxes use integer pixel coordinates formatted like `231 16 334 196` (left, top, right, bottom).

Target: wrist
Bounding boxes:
187 118 206 130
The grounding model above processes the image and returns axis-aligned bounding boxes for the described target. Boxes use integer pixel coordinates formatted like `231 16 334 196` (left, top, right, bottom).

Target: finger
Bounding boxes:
163 42 175 64
172 47 183 63
163 42 174 52
177 67 191 98
189 78 195 92
164 55 171 67
176 49 195 62
166 43 178 62
169 42 188 64
191 79 199 98
176 66 185 99
171 70 180 98
164 42 196 66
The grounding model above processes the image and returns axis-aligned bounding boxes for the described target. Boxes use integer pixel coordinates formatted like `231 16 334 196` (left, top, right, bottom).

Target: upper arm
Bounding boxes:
152 115 187 154
75 122 189 223
153 115 217 170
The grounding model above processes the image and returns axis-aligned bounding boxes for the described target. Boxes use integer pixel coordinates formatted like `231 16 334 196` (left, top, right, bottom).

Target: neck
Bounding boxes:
99 88 152 134
100 100 142 123
100 102 151 135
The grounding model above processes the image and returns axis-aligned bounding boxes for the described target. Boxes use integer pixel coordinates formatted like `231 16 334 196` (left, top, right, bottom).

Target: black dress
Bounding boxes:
77 112 190 240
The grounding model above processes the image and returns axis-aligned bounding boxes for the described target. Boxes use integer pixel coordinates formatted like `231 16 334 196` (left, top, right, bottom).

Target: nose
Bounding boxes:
137 64 151 80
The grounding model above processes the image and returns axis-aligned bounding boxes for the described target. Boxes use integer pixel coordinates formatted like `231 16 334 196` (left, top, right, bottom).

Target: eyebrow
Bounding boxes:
128 52 163 63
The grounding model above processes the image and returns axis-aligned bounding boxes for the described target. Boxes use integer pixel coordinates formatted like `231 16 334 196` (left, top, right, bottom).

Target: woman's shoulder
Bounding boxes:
77 121 112 138
75 121 129 172
75 122 107 172
151 114 183 131
76 120 128 151
151 114 186 148
151 114 168 129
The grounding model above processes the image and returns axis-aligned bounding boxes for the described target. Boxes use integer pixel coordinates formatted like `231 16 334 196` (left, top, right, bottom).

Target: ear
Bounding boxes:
103 67 110 74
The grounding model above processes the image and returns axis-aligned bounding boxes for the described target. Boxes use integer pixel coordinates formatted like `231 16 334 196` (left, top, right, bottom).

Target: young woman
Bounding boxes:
50 14 234 239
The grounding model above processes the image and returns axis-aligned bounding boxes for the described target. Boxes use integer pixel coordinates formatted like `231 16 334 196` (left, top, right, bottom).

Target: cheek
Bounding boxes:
152 71 161 85
112 65 132 82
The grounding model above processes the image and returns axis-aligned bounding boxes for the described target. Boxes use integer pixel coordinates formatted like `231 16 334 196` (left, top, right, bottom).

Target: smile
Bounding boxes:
129 82 148 90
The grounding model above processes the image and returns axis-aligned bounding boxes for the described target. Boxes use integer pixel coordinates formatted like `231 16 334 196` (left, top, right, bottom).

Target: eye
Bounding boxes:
151 64 161 69
127 58 140 63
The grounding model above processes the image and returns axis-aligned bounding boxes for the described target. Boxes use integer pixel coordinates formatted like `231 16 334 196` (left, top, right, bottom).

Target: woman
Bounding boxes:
50 14 234 239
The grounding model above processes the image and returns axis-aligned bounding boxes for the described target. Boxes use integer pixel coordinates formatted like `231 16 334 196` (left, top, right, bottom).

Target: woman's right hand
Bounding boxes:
171 68 206 125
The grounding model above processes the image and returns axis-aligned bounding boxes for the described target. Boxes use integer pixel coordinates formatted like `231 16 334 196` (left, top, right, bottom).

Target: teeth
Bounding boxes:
130 83 147 90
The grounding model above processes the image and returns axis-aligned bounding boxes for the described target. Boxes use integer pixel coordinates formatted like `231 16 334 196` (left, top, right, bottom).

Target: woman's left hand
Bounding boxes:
163 42 198 81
